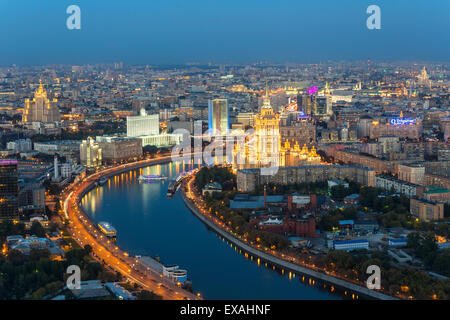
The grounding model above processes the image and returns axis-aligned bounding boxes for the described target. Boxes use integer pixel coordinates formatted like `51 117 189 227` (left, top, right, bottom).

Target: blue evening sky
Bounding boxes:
0 0 449 65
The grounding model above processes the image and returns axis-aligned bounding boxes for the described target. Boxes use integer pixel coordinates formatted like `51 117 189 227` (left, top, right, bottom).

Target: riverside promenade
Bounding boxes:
64 155 201 300
181 181 399 301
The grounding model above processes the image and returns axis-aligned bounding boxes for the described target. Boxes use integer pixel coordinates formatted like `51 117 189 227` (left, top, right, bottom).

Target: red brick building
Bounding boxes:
258 216 318 238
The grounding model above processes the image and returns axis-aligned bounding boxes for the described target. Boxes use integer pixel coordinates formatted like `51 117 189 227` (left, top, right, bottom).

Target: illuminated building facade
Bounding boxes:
127 109 183 147
398 163 425 186
297 92 332 116
314 96 332 116
208 99 229 135
251 88 280 168
96 136 142 163
297 94 314 115
369 117 422 140
279 122 316 147
80 137 102 168
233 87 323 171
0 160 19 220
237 165 375 192
22 80 60 123
417 66 432 88
126 109 159 137
410 198 444 221
280 141 321 167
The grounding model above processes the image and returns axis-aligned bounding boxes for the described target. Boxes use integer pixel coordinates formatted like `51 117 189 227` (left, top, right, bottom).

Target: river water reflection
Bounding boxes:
81 161 340 300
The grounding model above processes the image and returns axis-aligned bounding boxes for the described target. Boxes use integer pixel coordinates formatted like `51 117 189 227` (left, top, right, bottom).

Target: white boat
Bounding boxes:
138 174 168 181
98 222 117 237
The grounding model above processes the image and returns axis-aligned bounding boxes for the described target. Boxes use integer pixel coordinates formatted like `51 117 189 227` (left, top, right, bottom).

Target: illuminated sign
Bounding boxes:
285 100 297 112
390 118 415 126
298 111 309 119
307 86 318 95
0 160 18 165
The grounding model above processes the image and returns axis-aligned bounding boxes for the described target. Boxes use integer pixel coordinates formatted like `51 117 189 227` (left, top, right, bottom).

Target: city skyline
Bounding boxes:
0 1 449 307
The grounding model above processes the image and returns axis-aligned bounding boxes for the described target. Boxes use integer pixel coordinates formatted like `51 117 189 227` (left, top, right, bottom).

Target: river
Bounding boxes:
81 161 340 300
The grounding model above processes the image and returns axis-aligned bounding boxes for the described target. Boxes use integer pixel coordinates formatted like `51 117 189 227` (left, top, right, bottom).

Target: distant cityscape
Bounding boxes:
0 60 449 301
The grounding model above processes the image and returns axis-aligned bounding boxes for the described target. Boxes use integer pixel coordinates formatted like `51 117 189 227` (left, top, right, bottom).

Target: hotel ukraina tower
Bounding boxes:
233 86 321 171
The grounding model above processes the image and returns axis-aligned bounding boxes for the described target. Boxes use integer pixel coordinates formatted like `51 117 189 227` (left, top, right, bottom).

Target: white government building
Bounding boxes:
126 109 183 148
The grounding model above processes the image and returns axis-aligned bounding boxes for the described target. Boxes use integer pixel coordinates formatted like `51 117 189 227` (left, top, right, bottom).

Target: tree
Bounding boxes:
7 249 26 265
433 249 450 277
420 233 438 269
143 145 158 155
195 166 235 191
30 221 46 238
407 232 421 249
30 248 50 261
445 204 450 218
330 185 352 200
136 290 162 300
48 222 59 233
84 244 93 255
65 248 87 266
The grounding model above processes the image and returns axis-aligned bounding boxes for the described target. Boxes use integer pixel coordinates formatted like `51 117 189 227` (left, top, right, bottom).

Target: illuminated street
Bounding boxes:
62 156 201 300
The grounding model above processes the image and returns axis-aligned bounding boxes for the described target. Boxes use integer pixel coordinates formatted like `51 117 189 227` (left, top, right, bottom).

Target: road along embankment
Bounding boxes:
66 156 201 300
181 184 398 301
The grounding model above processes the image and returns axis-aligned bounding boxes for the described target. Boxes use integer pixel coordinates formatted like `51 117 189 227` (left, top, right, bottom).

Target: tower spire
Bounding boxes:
262 79 271 108
265 79 269 99
38 78 44 93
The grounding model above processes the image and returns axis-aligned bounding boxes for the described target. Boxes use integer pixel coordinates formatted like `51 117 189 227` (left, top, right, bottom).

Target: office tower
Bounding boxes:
445 124 450 142
80 137 102 168
0 160 19 220
314 97 327 115
357 115 373 139
314 96 332 115
53 156 59 181
297 94 314 115
23 79 61 123
18 183 45 216
208 99 229 135
96 136 142 163
126 109 160 137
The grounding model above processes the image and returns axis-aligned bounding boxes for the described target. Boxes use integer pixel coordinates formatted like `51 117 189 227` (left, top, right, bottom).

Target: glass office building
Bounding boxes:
208 99 229 135
0 160 19 220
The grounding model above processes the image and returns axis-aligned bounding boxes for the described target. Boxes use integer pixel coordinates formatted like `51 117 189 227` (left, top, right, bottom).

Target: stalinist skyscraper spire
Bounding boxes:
417 66 432 89
262 79 272 109
23 79 60 123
